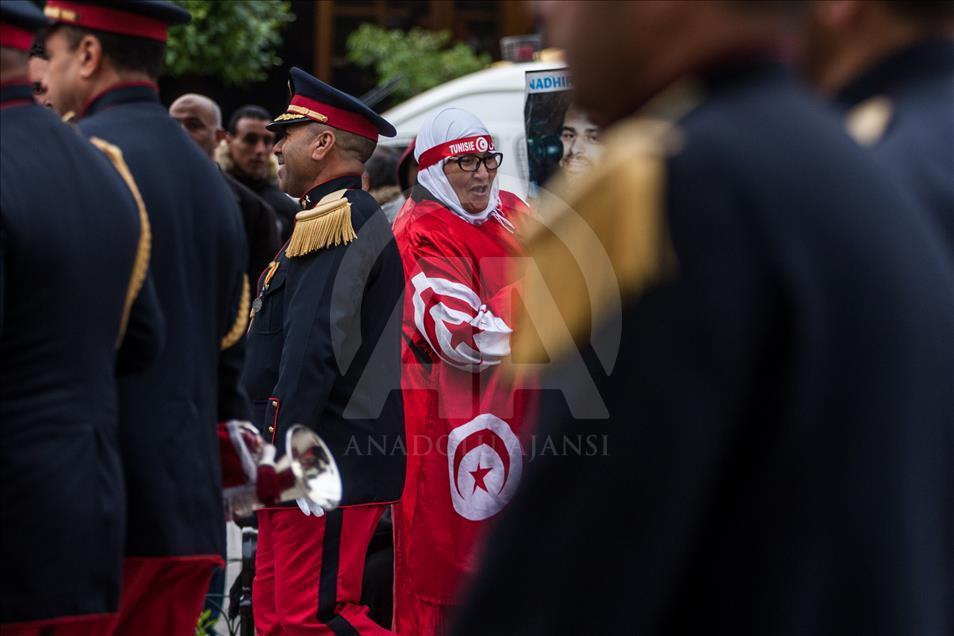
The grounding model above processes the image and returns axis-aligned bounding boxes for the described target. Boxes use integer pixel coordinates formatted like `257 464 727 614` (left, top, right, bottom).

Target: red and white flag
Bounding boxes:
392 186 535 634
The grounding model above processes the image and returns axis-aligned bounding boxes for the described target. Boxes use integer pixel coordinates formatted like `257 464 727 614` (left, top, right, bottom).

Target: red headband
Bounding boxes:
45 1 170 42
417 135 495 170
0 22 34 52
280 94 380 141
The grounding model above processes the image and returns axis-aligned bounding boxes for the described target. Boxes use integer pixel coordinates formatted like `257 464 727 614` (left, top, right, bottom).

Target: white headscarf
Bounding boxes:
414 107 502 225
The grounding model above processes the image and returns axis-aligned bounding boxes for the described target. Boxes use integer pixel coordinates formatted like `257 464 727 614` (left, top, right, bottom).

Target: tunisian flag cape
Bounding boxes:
392 187 534 633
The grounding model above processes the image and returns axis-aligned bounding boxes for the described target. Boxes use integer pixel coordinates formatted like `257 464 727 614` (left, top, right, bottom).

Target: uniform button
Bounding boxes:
271 400 278 407
267 426 275 434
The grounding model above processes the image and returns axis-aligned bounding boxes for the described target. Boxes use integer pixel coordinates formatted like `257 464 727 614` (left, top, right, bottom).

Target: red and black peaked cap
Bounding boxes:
44 0 191 43
267 67 397 141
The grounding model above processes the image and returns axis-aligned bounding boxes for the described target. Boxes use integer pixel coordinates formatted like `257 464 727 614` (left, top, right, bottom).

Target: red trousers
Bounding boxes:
109 555 223 636
253 506 390 635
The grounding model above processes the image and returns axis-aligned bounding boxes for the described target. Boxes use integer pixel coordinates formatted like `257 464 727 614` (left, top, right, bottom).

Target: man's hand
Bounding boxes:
218 420 265 488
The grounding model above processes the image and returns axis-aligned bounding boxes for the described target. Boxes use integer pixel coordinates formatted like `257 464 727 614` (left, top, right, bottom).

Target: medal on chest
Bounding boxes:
247 260 282 333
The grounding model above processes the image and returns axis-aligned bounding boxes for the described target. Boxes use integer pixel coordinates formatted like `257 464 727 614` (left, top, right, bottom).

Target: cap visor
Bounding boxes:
266 115 311 131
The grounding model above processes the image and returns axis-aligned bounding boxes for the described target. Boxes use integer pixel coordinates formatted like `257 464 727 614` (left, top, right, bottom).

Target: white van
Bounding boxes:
380 60 565 200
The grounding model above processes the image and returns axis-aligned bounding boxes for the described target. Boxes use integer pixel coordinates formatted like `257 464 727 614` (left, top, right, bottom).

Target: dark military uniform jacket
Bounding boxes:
223 170 281 284
837 39 954 258
242 174 405 506
455 58 954 636
0 82 161 623
78 83 249 559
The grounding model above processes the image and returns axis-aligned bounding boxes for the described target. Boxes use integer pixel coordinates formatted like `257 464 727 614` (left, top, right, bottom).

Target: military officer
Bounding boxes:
0 1 162 632
241 67 405 634
42 2 249 633
455 2 954 635
802 0 954 257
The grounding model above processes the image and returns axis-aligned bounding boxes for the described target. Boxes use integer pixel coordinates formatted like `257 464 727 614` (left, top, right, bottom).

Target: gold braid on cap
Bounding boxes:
286 104 328 122
221 275 250 350
273 113 308 123
89 137 151 348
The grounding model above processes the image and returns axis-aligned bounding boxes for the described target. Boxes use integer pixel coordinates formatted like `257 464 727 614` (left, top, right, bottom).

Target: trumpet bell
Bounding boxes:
285 424 342 511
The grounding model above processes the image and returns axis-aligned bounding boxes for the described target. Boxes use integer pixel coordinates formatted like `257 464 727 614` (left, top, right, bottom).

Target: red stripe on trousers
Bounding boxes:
254 505 391 634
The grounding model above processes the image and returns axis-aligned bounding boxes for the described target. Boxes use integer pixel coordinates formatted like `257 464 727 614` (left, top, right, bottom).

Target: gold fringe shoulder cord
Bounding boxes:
285 189 356 258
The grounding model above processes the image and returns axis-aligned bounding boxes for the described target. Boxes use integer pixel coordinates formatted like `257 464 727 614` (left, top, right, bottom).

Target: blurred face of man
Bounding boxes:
443 154 497 214
797 1 868 94
229 117 275 180
536 1 689 123
28 56 50 107
559 105 601 176
170 96 222 158
43 28 91 116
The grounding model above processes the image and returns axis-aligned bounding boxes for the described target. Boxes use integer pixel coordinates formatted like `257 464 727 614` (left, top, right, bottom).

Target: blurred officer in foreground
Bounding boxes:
43 1 249 633
801 0 954 255
170 92 281 282
0 1 161 632
219 104 301 241
456 2 954 635
242 67 405 634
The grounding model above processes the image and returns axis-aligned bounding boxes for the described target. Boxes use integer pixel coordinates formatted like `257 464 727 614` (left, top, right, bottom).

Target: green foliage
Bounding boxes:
165 0 294 85
347 24 491 101
194 608 215 635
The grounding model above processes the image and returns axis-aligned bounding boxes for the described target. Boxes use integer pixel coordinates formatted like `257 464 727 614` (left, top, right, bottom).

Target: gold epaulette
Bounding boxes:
514 117 680 366
89 137 151 348
221 275 250 350
285 189 356 258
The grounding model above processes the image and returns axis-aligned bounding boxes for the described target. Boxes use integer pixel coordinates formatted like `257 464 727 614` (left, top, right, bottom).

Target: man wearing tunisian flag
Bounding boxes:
392 108 534 634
